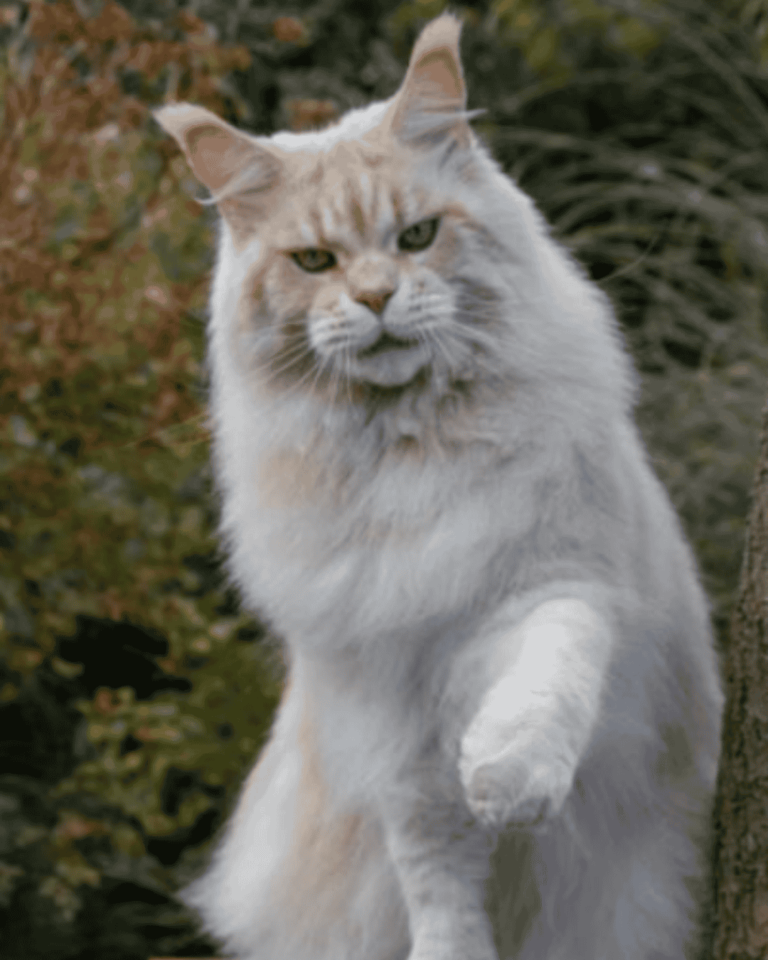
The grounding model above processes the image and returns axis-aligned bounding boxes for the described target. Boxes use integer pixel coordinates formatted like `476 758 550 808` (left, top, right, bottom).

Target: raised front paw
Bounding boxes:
458 720 576 831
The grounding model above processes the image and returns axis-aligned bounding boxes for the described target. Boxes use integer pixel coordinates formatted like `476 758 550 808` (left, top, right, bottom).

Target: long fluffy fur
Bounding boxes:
158 14 723 960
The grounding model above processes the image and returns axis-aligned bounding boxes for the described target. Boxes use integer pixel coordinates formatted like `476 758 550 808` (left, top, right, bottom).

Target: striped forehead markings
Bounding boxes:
320 206 336 239
299 219 318 246
293 168 420 251
347 182 367 240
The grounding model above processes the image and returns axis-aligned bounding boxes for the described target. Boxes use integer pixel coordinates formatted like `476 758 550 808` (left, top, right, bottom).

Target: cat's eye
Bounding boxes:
398 218 440 253
292 249 337 273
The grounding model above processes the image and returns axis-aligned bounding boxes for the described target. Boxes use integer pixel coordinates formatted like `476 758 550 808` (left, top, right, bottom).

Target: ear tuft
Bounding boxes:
407 13 464 103
390 14 469 147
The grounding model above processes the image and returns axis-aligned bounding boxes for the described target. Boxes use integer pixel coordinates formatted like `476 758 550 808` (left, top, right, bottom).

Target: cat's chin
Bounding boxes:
349 340 431 387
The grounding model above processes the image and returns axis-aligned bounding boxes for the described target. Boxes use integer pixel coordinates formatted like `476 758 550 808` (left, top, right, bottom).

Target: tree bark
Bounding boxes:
712 400 768 960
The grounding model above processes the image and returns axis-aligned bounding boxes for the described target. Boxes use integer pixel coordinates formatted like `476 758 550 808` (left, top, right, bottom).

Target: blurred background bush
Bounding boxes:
1 0 767 955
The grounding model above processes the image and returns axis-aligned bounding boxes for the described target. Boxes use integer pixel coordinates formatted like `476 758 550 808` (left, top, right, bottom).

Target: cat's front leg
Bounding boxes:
460 597 611 830
380 784 498 960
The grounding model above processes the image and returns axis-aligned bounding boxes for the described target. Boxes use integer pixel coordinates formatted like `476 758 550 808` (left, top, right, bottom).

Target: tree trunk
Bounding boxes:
712 400 768 960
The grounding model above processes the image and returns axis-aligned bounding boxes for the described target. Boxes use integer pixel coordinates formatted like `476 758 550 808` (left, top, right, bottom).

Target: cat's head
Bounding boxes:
156 16 627 427
156 17 520 400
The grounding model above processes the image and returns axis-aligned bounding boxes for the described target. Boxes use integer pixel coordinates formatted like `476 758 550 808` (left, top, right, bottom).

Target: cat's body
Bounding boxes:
156 15 722 960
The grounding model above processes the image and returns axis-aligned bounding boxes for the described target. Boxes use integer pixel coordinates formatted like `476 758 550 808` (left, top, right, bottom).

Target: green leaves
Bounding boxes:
0 2 274 954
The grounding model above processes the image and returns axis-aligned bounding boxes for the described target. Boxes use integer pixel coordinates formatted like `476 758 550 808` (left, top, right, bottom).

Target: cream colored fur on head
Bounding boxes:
156 14 722 960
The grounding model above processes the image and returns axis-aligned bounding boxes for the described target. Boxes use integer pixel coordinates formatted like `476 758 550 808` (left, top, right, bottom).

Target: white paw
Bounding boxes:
459 720 575 831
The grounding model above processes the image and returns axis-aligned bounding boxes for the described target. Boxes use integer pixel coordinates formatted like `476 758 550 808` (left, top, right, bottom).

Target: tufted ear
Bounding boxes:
154 103 282 243
390 14 471 148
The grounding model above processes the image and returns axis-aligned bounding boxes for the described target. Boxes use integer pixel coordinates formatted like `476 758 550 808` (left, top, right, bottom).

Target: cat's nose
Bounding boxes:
348 254 398 314
355 289 393 315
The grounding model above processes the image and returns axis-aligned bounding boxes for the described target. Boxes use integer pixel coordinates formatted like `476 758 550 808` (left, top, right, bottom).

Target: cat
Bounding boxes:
155 13 723 960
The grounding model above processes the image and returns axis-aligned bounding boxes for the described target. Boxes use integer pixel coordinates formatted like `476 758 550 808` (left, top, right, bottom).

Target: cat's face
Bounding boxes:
157 15 504 403
238 138 500 393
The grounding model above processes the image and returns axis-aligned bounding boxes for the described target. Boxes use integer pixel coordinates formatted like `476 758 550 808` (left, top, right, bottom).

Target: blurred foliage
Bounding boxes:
0 1 279 956
1 0 768 956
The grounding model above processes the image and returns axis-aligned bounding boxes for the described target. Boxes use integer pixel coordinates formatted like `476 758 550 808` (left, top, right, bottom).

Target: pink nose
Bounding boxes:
355 290 392 315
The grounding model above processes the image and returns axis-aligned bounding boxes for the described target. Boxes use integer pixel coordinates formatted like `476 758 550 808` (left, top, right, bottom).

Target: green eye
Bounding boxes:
292 249 337 273
398 218 439 253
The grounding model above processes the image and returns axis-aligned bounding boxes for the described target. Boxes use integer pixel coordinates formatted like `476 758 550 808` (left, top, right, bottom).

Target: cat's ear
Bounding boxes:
154 103 281 241
390 14 471 148
154 104 279 196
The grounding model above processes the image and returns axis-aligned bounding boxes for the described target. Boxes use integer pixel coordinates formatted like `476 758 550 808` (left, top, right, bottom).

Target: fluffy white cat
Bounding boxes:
155 14 722 960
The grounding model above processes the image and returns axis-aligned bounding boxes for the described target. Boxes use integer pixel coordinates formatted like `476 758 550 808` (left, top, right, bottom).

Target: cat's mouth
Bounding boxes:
358 332 420 359
351 331 430 387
